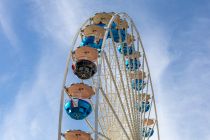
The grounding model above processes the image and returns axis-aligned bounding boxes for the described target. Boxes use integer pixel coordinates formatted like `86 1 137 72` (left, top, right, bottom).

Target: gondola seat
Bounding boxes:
125 58 141 71
63 130 93 140
93 12 120 29
107 28 126 43
142 127 154 137
136 101 150 112
80 36 103 50
131 79 145 91
118 43 135 55
72 59 97 80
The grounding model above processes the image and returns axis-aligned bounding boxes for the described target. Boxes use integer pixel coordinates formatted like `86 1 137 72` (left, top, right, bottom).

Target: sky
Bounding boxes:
0 0 210 140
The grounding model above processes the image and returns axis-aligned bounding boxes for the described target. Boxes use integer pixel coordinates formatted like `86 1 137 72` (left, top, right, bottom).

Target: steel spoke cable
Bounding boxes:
102 57 113 133
121 13 160 140
103 48 122 138
103 51 134 139
136 26 143 139
122 30 138 139
85 119 111 140
100 87 130 140
110 30 135 139
139 53 146 139
91 74 110 136
130 22 142 140
130 18 160 140
139 68 150 138
143 78 154 140
89 99 106 135
139 71 150 139
118 27 136 136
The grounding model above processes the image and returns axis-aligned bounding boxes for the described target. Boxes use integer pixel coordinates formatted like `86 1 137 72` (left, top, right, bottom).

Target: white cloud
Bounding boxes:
141 24 181 140
0 1 19 49
152 16 210 140
0 0 189 140
0 0 85 139
28 0 90 47
0 48 61 139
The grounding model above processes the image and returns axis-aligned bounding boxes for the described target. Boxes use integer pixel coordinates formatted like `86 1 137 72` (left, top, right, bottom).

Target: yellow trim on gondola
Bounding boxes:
129 71 146 79
65 83 95 99
64 130 92 140
81 25 105 42
143 119 155 126
73 46 98 62
92 12 121 26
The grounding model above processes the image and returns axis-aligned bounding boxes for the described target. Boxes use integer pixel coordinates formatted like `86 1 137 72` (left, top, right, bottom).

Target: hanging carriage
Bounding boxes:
80 25 105 50
65 99 92 120
62 130 93 140
117 43 135 55
125 58 141 71
72 46 98 79
142 119 155 137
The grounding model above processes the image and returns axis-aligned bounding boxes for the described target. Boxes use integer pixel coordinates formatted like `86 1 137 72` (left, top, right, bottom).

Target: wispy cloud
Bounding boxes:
2 0 209 140
0 49 62 140
0 1 19 49
140 21 181 140
28 0 90 47
156 16 210 140
0 1 174 139
0 0 86 140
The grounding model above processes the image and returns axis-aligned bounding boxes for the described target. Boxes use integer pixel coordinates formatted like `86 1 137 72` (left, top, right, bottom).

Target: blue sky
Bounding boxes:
0 0 210 140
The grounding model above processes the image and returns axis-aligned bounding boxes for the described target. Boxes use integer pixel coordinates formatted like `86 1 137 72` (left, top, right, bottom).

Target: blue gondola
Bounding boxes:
131 79 145 91
136 101 150 112
108 29 126 43
142 127 154 137
95 19 126 43
125 58 141 71
65 99 92 120
118 43 135 55
80 36 103 50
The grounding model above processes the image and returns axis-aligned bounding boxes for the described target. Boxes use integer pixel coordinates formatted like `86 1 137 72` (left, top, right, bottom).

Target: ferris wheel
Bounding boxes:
57 12 160 140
